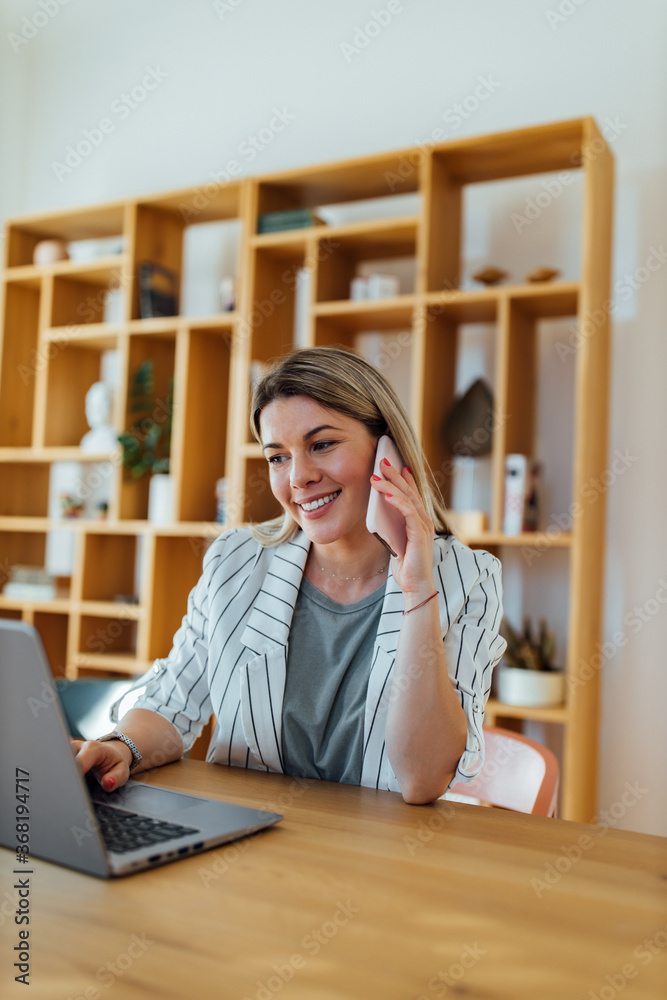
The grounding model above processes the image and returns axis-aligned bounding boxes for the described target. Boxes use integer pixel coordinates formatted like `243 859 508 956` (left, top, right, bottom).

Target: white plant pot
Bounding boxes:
148 474 174 525
496 664 565 707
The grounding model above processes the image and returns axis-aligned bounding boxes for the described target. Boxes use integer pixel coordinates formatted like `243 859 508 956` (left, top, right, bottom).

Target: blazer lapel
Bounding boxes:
239 533 310 772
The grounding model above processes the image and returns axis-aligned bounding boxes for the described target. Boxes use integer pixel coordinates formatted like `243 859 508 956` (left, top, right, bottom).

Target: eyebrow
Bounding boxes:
261 424 341 451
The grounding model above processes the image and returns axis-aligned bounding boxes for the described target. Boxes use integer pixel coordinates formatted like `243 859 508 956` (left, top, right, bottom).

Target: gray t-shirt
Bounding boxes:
281 576 385 784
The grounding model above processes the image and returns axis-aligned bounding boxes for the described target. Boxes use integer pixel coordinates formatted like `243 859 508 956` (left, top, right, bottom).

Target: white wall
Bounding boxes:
1 0 665 836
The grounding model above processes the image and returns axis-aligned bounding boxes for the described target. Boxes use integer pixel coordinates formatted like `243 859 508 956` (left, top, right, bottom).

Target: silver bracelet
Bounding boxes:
97 731 143 771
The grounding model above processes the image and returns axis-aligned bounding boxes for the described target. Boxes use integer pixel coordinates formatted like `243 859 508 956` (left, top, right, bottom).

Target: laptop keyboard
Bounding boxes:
94 803 200 855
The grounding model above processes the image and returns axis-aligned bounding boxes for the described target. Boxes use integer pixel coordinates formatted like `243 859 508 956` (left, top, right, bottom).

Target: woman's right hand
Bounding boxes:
72 738 133 792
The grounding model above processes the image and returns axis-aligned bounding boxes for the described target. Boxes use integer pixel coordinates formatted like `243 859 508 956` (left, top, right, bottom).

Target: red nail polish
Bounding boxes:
107 777 115 790
381 457 391 467
404 466 412 475
385 493 393 498
371 474 381 481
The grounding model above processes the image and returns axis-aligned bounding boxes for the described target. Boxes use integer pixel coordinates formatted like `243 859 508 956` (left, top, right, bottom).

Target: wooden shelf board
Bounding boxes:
257 149 422 207
78 601 144 618
5 255 127 286
72 653 152 675
44 324 124 349
463 531 573 548
432 117 588 184
138 182 242 222
6 201 126 242
241 443 265 459
252 215 419 256
313 296 417 332
0 447 119 464
0 596 72 613
423 281 579 323
126 313 237 335
485 697 569 724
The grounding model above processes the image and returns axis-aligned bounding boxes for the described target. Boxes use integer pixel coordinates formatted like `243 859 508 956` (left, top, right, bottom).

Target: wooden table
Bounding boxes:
1 760 666 1000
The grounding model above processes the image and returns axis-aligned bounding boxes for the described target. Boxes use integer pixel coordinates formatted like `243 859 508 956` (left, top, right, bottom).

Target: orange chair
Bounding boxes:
446 726 560 817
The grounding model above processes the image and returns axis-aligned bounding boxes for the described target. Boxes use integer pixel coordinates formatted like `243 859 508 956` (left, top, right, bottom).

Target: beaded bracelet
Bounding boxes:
402 591 438 615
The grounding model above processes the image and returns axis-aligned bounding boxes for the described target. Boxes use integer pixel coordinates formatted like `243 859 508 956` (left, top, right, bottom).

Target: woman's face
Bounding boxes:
259 395 379 548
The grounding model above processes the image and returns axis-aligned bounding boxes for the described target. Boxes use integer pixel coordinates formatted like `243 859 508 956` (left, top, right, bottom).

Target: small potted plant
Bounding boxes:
496 617 565 707
118 360 174 523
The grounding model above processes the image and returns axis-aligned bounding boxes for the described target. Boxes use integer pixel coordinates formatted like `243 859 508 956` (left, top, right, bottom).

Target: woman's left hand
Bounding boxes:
370 460 435 598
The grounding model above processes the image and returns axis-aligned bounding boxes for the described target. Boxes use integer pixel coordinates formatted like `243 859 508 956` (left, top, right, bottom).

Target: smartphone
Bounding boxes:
366 435 407 558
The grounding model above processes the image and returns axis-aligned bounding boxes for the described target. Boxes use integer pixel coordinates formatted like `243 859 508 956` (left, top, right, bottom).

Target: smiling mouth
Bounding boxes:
297 490 341 512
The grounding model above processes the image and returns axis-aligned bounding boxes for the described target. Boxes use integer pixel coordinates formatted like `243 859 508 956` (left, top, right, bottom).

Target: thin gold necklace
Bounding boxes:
318 561 389 582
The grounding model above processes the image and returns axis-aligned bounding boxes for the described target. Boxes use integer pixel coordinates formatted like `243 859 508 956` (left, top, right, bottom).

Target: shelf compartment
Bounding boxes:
147 535 208 661
313 297 418 336
0 529 47 573
78 613 138 658
178 329 231 523
0 282 41 446
5 202 126 268
50 261 127 328
119 334 176 520
255 150 422 217
241 456 281 525
80 532 139 603
315 219 418 303
131 204 185 321
0 462 50 517
431 118 586 185
140 182 242 225
33 610 69 677
249 245 306 361
42 341 111 447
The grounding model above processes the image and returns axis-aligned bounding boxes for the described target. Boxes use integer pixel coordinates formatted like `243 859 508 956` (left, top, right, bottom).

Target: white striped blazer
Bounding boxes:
127 528 506 793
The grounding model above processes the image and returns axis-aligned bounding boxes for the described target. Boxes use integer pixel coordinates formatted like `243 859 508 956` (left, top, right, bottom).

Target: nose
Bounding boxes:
289 453 321 490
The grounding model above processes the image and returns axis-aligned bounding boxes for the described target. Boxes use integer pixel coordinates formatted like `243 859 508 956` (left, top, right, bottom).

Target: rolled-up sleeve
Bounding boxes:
129 548 214 752
440 546 506 786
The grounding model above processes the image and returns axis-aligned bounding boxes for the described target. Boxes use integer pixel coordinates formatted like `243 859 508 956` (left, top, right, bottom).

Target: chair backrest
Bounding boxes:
446 726 560 817
54 678 140 741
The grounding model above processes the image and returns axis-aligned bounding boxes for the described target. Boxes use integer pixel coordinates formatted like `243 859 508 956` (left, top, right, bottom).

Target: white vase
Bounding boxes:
496 664 565 707
148 474 174 525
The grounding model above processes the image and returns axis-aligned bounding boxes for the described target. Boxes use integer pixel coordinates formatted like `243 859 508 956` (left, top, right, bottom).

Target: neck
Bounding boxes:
309 537 389 581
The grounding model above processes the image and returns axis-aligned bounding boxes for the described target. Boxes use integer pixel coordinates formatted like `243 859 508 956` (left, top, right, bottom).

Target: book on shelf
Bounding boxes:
3 566 56 601
257 208 326 234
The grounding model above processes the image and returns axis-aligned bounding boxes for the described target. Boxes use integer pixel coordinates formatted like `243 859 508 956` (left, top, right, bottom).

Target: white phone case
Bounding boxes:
366 435 407 558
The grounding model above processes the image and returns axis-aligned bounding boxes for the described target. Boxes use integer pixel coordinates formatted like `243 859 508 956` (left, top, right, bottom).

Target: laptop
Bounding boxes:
0 620 282 878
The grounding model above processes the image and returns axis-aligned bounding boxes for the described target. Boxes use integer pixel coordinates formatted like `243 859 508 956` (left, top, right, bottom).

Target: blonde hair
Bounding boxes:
248 346 451 546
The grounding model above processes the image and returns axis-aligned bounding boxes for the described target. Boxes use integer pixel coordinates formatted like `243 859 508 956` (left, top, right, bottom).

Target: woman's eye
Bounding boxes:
313 440 335 451
267 454 285 465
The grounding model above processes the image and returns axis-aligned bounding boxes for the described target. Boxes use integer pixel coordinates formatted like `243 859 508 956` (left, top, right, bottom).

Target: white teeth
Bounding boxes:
300 491 340 511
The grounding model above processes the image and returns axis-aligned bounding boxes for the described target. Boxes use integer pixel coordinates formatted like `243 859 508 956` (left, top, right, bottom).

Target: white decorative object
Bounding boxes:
148 474 174 525
496 665 565 707
219 276 236 312
80 382 118 453
33 239 69 265
350 276 369 301
503 454 528 535
366 272 400 300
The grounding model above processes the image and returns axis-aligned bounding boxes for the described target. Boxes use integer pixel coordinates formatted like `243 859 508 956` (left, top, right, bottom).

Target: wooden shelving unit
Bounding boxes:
0 118 613 820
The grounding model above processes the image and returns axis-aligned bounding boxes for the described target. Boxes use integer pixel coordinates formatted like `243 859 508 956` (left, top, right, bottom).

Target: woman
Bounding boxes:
75 347 506 804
